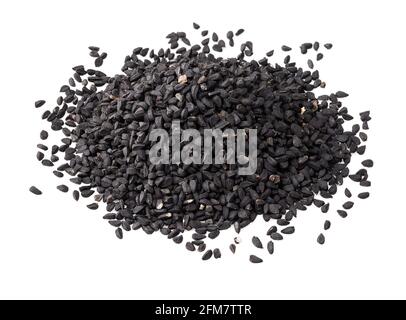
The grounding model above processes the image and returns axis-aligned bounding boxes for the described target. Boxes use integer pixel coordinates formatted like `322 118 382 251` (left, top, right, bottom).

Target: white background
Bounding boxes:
0 0 405 300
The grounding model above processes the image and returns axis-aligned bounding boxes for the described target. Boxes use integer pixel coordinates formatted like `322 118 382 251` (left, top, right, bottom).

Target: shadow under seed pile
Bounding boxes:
30 23 372 263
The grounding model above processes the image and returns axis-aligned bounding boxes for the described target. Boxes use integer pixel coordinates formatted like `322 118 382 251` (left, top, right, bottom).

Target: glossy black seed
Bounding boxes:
343 201 354 210
193 22 200 29
361 159 374 168
229 244 236 254
40 130 48 140
317 233 325 245
87 203 98 210
324 220 331 230
249 255 263 263
202 250 213 261
35 100 46 108
208 230 220 239
252 236 263 249
57 184 69 193
213 248 221 259
358 192 370 199
212 32 218 42
344 188 352 198
316 53 323 61
29 186 42 195
281 45 291 51
201 30 208 36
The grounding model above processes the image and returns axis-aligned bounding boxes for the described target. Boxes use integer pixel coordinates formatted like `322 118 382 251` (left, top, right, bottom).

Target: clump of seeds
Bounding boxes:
30 23 372 263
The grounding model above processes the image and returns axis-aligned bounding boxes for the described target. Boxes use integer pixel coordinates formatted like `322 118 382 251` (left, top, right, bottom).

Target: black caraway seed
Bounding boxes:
73 190 80 201
87 203 99 210
344 188 352 198
267 241 274 255
343 201 354 210
324 220 331 230
229 244 236 254
186 242 195 251
361 159 374 168
35 100 46 108
40 130 48 140
358 192 370 199
337 210 348 218
213 248 221 259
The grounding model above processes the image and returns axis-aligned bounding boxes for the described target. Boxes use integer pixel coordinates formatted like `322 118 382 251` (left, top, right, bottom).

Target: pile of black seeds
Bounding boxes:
30 23 372 263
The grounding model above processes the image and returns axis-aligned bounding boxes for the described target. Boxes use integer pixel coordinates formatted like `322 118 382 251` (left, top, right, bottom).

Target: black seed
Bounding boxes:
201 30 208 36
343 201 354 210
357 145 366 155
208 230 220 239
53 170 63 178
324 220 331 230
317 233 325 245
235 29 244 36
314 41 320 51
213 248 221 259
95 57 103 67
29 186 42 195
361 159 374 168
72 190 80 201
336 91 349 98
198 243 206 252
344 188 352 198
337 210 348 218
186 242 195 251
202 250 213 261
358 192 370 199
324 43 333 49
173 235 183 244
249 255 263 263
252 236 263 249
193 22 200 29
40 130 48 140
267 241 274 255
321 203 330 213
270 233 283 241
41 159 54 167
212 32 218 42
35 100 46 108
229 244 236 254
266 50 274 57
281 45 291 51
316 53 323 61
307 59 314 69
36 151 44 161
281 226 295 235
87 203 98 210
360 181 371 187
115 228 123 239
57 184 69 193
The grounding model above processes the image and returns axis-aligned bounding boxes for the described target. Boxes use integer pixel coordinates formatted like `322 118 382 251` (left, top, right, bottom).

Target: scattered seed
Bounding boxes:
56 185 69 193
87 203 99 210
229 244 236 254
358 192 370 199
202 250 213 261
361 159 374 168
317 233 325 245
344 188 352 198
324 220 331 230
343 201 354 210
213 248 221 259
252 236 263 249
267 241 274 255
40 130 48 140
29 186 42 195
35 100 46 108
249 255 263 263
